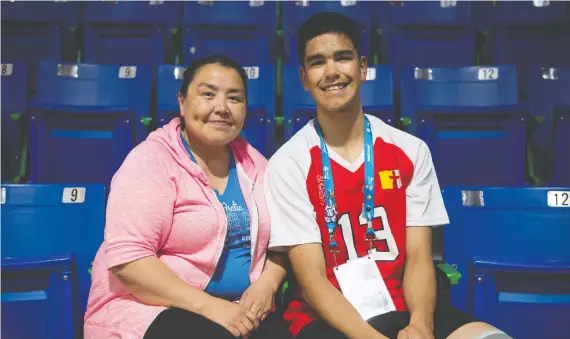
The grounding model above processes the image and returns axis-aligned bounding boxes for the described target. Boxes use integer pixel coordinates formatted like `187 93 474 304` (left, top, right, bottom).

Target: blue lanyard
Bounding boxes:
180 131 236 176
181 132 236 198
314 116 376 253
180 133 198 163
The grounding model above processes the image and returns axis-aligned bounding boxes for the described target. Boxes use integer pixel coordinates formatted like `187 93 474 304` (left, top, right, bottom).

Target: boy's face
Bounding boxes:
301 32 367 113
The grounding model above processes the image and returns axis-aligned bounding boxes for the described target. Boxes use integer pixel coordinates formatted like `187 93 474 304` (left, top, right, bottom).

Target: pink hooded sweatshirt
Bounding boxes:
84 118 271 338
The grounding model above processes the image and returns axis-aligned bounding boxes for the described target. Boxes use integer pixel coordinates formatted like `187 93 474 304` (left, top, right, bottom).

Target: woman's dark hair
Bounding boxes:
297 12 362 66
178 54 248 127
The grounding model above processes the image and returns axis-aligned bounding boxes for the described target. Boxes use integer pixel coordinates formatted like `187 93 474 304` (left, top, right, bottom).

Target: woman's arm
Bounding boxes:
111 256 211 313
112 255 259 336
254 251 288 294
239 251 288 319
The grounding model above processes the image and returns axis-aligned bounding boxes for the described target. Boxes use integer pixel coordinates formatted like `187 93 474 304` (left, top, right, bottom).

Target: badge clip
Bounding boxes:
330 246 340 268
330 234 341 267
365 222 375 254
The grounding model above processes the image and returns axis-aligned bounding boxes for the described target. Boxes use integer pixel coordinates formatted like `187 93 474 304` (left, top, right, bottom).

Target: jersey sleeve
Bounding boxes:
264 153 322 252
406 141 450 227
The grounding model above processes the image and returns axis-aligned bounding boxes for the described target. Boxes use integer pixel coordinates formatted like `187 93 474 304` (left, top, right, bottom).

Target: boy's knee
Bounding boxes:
475 329 513 339
448 322 511 339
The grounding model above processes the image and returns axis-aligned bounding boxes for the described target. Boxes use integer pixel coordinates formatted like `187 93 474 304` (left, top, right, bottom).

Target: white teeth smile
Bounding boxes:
324 84 348 91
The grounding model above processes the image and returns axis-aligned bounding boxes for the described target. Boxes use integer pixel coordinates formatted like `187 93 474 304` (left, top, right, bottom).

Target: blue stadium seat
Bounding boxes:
1 255 76 339
182 1 276 64
0 1 80 91
360 66 396 125
378 0 474 26
157 64 276 156
1 184 107 335
283 65 394 140
477 1 570 90
282 64 315 139
27 62 151 184
375 1 475 87
83 1 180 76
242 65 276 156
444 187 570 339
401 65 527 187
527 67 570 185
157 65 186 127
474 0 570 29
1 61 27 182
282 1 372 64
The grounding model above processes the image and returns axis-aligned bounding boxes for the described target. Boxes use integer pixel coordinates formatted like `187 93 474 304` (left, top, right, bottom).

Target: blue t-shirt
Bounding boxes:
180 135 252 300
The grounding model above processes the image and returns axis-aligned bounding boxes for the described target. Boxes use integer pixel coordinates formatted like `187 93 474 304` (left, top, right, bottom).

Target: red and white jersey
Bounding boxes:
264 114 449 336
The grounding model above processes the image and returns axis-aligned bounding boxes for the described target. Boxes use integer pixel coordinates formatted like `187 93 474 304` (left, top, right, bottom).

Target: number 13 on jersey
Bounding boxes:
337 206 400 262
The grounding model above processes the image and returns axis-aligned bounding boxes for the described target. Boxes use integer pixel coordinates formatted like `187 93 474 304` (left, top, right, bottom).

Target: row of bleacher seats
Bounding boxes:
1 61 276 184
3 1 570 93
3 61 569 187
2 185 570 339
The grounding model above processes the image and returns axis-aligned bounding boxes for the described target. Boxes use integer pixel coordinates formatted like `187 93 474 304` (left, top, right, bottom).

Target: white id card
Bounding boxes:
333 255 396 320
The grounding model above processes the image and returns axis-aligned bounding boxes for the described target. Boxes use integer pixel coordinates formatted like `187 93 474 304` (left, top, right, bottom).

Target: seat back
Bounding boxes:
157 65 186 127
241 65 276 156
443 187 570 339
478 1 570 82
1 61 27 182
283 65 395 140
401 65 527 186
382 1 473 25
282 0 372 64
182 1 276 64
485 26 570 69
475 0 570 28
1 255 76 339
410 66 519 107
283 64 315 140
0 1 79 90
1 184 107 331
361 66 396 125
157 64 275 156
527 67 570 184
376 1 475 88
388 26 475 68
28 62 151 184
83 1 180 81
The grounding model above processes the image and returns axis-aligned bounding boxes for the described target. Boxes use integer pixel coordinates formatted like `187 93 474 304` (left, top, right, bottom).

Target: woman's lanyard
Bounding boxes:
314 116 376 266
180 131 235 197
180 131 198 163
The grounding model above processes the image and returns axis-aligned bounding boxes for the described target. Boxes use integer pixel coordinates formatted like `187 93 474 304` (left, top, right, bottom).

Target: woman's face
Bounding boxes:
179 63 246 147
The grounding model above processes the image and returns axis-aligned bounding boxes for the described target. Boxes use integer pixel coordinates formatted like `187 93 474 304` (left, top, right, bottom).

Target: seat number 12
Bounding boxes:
548 191 570 207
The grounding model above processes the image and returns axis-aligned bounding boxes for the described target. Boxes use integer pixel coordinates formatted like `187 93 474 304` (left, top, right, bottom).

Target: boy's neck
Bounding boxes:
315 105 365 163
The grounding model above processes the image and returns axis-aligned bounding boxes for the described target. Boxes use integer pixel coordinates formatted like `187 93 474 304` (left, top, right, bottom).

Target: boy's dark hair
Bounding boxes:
297 12 362 65
179 54 248 127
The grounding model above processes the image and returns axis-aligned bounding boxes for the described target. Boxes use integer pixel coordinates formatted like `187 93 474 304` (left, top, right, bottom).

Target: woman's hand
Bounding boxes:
199 296 259 337
239 279 276 321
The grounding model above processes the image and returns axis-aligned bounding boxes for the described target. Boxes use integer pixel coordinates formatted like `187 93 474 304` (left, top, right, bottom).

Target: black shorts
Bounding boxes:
143 308 292 339
296 304 478 339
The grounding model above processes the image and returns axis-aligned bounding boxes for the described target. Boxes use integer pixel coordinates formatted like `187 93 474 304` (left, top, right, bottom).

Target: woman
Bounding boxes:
84 55 290 339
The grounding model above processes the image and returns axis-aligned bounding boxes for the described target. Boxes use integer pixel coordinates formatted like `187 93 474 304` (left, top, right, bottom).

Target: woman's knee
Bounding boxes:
447 322 513 339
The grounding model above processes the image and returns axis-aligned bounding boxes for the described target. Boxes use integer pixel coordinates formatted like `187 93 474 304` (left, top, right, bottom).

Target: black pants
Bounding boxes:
296 304 478 339
143 308 292 339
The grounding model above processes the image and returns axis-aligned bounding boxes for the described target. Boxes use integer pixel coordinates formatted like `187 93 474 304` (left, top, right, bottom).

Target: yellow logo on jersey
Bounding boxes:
379 170 402 190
